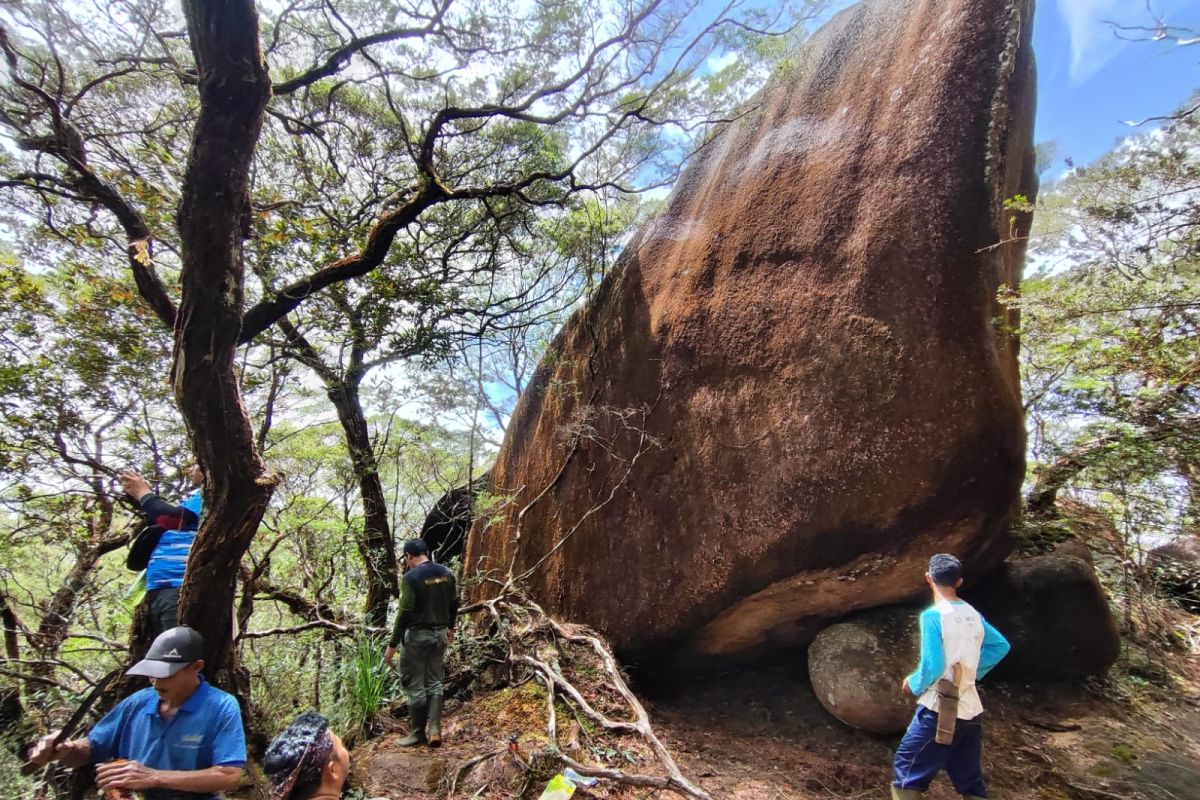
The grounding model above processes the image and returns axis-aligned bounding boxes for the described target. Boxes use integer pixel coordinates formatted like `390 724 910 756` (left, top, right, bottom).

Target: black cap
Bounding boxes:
402 539 430 557
928 554 964 587
126 626 206 678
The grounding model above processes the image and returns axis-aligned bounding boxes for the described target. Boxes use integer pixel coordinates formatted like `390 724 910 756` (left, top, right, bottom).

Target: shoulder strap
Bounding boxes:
126 525 166 571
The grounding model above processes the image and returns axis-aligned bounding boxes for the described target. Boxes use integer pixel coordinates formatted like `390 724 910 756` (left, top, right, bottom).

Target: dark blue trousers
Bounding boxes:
892 706 988 796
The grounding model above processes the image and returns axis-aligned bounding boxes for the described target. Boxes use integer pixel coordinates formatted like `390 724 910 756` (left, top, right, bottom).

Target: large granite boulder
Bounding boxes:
466 0 1037 662
808 607 919 734
965 549 1119 679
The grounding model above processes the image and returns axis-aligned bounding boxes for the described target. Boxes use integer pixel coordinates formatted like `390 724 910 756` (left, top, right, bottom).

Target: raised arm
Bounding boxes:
118 471 201 530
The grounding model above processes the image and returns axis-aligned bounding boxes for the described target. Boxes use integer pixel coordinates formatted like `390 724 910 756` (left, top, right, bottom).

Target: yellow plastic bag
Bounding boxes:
537 774 576 800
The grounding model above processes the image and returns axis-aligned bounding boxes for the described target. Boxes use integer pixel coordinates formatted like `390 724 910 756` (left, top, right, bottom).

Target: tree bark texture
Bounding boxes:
1180 458 1200 535
277 316 399 628
173 0 275 689
328 379 399 628
1 593 22 661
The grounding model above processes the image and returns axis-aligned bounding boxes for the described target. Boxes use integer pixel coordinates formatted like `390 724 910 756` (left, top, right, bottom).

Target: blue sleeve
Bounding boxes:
209 697 247 767
86 696 131 762
182 491 203 524
977 617 1010 680
906 608 944 696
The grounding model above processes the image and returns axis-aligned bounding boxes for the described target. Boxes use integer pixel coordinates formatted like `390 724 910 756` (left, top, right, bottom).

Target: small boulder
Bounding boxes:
1147 537 1200 612
966 550 1119 679
353 745 450 795
808 607 919 734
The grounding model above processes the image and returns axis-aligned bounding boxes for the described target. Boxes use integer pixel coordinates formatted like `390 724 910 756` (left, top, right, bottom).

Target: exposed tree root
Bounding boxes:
452 590 711 800
443 399 704 797
445 747 506 798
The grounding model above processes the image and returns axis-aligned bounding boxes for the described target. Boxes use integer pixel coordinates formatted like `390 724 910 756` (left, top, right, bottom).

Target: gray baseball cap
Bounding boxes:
126 626 206 678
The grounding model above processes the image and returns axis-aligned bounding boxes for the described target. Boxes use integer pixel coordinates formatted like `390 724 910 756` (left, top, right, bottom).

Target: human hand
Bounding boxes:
96 759 159 791
900 676 910 694
384 646 396 665
27 731 64 766
117 471 152 500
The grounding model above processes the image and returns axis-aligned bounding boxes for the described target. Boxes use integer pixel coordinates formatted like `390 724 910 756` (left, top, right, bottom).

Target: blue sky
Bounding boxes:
1035 0 1200 169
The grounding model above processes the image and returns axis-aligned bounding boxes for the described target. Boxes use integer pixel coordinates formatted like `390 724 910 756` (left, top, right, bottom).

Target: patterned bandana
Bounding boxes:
265 711 334 800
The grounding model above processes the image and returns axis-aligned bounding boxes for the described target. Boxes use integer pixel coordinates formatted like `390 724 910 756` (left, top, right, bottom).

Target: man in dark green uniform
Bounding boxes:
384 539 458 747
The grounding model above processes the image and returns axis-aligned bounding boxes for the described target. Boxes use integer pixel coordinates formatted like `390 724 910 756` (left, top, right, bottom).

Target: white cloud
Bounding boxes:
705 51 738 74
1056 0 1129 84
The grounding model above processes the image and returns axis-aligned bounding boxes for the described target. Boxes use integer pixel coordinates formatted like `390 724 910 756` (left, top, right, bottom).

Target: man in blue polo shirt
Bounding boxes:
29 626 245 799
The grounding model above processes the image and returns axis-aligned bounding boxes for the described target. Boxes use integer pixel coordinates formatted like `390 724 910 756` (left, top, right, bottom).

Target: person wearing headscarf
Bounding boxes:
263 712 350 800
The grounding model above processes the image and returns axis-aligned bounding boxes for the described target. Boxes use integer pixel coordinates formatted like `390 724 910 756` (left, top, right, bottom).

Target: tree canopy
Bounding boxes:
0 3 834 782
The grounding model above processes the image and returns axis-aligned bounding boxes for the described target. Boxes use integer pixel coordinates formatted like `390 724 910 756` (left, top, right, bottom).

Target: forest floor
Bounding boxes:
352 643 1200 800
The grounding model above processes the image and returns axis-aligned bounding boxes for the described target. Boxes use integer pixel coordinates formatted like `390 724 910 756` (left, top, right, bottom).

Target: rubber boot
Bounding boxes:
891 788 925 800
397 703 427 746
427 695 443 747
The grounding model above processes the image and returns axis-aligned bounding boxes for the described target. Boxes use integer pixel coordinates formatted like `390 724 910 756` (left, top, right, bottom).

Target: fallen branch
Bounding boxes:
1060 779 1130 800
1021 714 1082 733
237 619 362 640
554 752 709 797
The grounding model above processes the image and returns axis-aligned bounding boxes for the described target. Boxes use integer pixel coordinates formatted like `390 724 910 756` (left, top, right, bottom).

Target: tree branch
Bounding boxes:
0 25 178 330
272 7 449 96
239 186 445 342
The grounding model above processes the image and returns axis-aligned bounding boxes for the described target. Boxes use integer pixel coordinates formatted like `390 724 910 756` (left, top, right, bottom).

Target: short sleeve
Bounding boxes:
86 698 130 763
209 698 247 767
